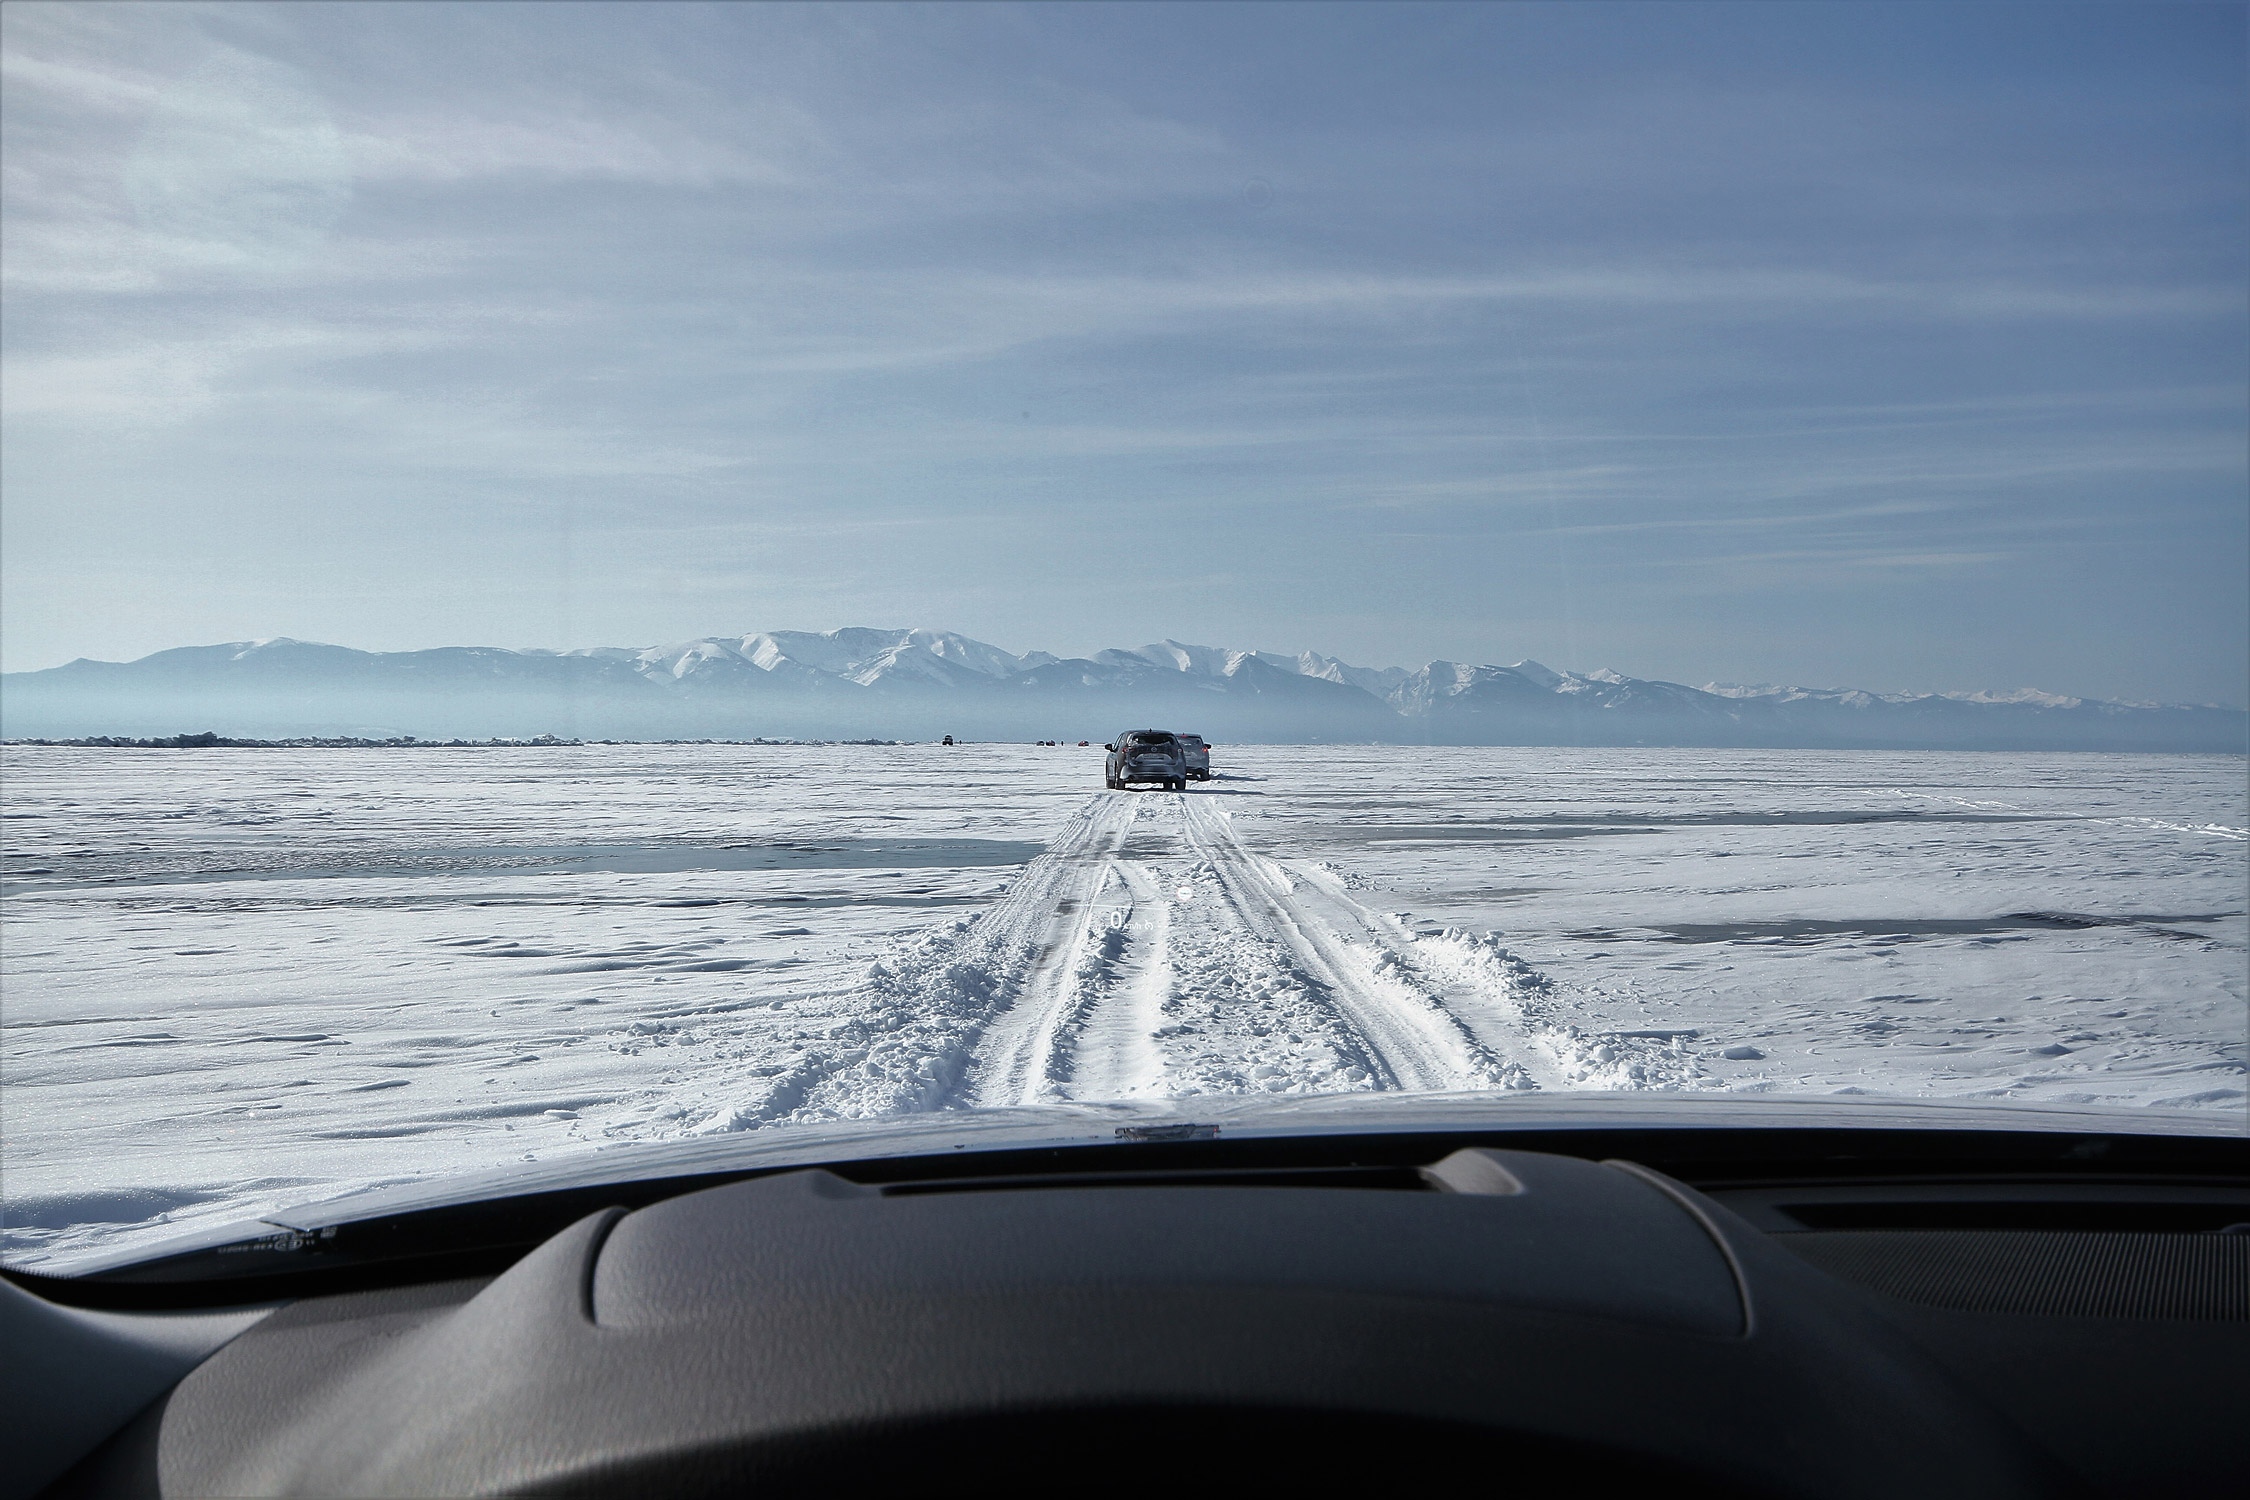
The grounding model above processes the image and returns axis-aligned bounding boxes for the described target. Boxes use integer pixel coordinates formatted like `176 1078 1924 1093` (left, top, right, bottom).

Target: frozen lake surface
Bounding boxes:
3 743 2243 1266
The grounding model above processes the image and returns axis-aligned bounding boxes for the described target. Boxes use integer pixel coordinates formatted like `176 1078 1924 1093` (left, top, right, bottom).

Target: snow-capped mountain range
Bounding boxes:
3 628 2242 751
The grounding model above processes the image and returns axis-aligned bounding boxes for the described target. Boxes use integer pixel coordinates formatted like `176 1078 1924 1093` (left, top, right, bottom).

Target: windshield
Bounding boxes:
2 1 2243 1272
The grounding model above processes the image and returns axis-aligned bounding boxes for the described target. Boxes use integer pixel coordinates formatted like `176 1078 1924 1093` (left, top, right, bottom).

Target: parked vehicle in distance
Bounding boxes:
1105 730 1187 790
1177 734 1211 780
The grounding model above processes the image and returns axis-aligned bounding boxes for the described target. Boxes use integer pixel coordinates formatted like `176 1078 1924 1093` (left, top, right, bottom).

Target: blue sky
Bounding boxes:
3 1 2243 702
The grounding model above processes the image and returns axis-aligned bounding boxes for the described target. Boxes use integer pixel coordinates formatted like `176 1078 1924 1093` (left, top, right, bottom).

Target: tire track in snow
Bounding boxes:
967 805 1143 1110
1171 798 1526 1094
701 786 1677 1131
949 792 1148 1108
688 792 1143 1129
1051 862 1173 1100
1401 925 1705 1091
969 793 1528 1104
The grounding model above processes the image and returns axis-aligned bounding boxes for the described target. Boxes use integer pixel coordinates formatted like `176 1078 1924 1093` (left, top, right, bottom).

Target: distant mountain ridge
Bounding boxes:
2 628 2242 751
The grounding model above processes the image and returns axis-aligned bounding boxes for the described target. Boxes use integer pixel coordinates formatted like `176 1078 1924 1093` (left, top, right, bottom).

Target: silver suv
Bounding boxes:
1176 734 1211 780
1105 730 1187 790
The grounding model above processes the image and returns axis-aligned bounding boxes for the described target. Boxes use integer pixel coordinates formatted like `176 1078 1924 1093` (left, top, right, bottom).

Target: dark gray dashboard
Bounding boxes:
13 1137 2248 1498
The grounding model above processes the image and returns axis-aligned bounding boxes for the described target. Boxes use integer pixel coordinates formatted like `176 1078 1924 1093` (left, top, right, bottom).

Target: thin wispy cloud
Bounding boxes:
1 1 2241 704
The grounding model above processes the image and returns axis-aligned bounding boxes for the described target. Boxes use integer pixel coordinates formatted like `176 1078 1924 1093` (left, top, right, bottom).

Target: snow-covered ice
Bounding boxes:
2 742 2242 1267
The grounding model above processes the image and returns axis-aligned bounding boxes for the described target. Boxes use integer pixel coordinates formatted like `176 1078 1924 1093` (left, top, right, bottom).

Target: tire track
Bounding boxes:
967 792 1530 1104
1052 862 1172 1100
687 792 1147 1129
739 787 1571 1124
1172 798 1524 1093
965 794 1144 1106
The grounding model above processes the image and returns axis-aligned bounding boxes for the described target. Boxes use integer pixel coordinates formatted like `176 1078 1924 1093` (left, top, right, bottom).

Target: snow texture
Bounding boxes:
2 742 2242 1267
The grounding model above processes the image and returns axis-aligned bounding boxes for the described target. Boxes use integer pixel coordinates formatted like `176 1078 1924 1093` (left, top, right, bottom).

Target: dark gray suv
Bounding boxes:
1105 730 1187 790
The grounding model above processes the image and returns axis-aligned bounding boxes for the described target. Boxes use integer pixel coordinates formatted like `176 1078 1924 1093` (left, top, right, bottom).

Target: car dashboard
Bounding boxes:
8 1123 2246 1499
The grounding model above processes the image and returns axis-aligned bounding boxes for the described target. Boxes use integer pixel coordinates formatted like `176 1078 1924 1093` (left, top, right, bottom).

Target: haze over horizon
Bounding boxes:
4 3 2244 702
12 623 2247 713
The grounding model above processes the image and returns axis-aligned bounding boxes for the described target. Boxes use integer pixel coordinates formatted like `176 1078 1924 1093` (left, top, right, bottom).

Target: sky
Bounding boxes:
2 1 2244 703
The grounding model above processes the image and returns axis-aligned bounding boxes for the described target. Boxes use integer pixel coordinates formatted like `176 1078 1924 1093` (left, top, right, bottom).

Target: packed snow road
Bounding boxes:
657 783 1712 1130
960 793 1699 1107
968 792 1529 1105
3 742 2242 1268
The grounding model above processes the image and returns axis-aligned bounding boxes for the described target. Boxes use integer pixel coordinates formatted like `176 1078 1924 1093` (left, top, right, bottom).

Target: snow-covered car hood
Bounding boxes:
32 1091 2241 1278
